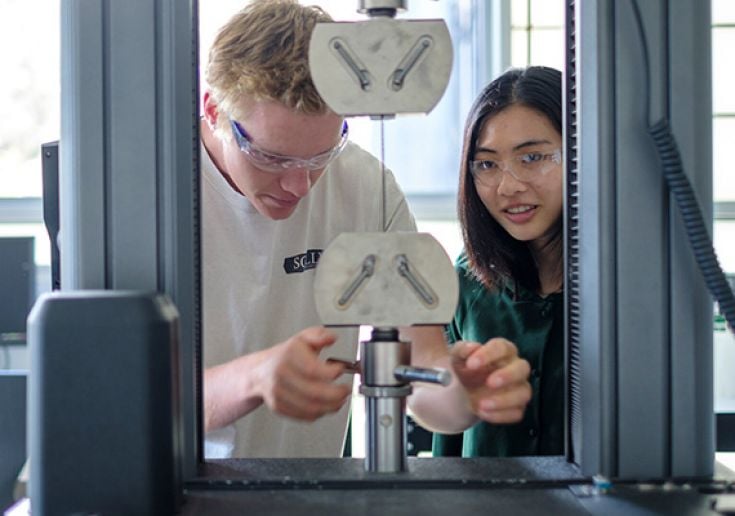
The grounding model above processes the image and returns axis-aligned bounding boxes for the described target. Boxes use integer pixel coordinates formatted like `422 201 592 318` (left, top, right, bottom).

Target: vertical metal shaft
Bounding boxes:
365 396 407 472
359 327 411 473
380 116 387 232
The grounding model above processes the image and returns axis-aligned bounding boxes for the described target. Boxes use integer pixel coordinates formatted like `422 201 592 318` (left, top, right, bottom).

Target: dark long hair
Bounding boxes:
458 66 562 293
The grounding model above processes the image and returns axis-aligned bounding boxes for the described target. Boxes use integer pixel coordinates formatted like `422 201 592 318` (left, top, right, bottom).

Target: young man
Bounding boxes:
201 0 532 459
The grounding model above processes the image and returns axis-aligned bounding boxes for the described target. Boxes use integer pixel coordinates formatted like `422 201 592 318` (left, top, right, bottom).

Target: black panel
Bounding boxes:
407 415 432 456
28 292 181 515
717 413 735 452
0 237 35 342
41 141 60 291
0 372 26 512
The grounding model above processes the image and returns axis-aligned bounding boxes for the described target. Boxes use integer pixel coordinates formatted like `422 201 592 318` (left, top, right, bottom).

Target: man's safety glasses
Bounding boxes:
230 118 349 173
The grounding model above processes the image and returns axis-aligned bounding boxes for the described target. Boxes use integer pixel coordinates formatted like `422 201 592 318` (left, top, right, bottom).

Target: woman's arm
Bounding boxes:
404 326 532 434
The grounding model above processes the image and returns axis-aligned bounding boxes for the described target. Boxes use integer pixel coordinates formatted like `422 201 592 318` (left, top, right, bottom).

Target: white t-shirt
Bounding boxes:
202 140 417 458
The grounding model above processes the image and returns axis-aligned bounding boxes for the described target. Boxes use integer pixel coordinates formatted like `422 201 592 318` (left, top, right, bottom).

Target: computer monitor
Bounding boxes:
0 371 26 511
0 237 35 344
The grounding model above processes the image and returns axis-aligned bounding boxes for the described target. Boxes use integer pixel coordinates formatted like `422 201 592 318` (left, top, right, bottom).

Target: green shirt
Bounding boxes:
432 254 564 458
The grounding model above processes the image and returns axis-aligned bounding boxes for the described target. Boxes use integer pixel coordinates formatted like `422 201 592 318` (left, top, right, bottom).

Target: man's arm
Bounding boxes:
203 327 352 432
404 326 532 434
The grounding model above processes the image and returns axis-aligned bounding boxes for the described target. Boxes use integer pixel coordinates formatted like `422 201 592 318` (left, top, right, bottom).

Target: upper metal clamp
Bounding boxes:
308 17 453 117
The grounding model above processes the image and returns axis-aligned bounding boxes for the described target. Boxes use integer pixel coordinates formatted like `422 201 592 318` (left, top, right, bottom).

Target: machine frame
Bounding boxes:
53 0 721 513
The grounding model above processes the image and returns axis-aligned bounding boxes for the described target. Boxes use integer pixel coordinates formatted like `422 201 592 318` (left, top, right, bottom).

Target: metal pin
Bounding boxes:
332 39 372 90
390 37 432 90
326 358 361 375
394 365 451 386
337 254 377 307
395 254 436 305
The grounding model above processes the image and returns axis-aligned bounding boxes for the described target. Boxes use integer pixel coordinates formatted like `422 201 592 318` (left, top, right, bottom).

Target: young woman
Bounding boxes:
410 66 564 457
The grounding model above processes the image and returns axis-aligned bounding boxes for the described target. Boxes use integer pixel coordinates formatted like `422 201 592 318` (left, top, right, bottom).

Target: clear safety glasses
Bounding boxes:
230 118 349 173
470 149 562 186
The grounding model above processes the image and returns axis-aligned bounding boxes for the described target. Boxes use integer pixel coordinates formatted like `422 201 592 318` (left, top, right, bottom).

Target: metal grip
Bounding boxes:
393 365 451 386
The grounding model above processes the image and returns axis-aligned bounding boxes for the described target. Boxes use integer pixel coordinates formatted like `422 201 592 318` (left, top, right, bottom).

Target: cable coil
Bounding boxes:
649 119 735 331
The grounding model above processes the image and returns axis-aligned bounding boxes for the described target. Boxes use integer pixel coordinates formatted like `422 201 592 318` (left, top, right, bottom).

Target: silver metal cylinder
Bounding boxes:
358 0 407 17
393 365 451 386
364 394 406 472
360 338 410 386
359 328 411 472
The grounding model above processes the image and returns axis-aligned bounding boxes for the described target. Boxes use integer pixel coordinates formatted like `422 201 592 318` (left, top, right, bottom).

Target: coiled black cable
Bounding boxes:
630 0 735 332
648 119 735 331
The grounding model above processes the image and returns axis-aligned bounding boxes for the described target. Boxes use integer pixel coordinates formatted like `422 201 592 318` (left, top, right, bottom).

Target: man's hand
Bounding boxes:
450 338 532 424
255 327 352 421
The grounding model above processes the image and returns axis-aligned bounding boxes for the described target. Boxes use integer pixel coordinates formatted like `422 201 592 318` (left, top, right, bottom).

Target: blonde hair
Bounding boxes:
206 0 332 134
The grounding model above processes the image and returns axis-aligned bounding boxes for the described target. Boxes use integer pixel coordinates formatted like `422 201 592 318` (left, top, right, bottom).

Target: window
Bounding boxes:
0 0 59 369
510 0 564 69
0 0 59 199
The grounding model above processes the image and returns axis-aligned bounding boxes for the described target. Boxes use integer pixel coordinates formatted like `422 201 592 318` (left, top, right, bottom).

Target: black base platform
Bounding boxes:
181 457 733 515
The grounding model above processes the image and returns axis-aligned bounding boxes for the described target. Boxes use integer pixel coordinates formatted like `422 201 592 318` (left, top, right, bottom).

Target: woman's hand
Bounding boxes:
450 338 532 424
